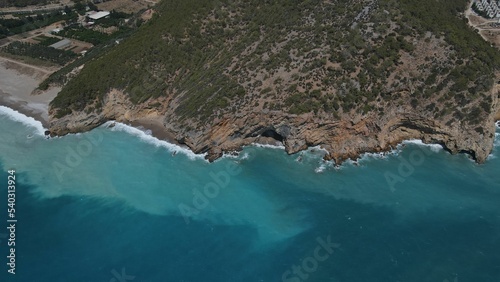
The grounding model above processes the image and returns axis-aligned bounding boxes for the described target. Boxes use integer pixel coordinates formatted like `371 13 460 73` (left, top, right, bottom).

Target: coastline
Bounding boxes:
127 117 179 146
0 54 182 146
1 99 499 166
0 56 59 128
0 89 54 128
1 54 498 165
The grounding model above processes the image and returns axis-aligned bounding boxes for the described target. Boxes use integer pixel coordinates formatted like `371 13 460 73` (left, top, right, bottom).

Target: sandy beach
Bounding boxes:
0 57 180 144
128 117 179 145
0 57 60 127
0 56 181 145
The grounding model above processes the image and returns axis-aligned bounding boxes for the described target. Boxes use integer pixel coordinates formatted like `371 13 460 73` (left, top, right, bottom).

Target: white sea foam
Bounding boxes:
342 158 357 166
493 132 500 149
251 142 286 149
106 122 206 160
403 139 443 152
238 151 251 160
360 151 390 160
221 151 241 159
314 160 335 173
332 139 441 168
306 145 329 154
291 146 328 159
0 105 45 135
314 163 326 173
495 123 500 147
294 138 444 169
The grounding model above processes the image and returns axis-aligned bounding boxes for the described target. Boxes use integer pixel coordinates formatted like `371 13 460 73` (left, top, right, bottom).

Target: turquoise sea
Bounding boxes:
0 105 499 282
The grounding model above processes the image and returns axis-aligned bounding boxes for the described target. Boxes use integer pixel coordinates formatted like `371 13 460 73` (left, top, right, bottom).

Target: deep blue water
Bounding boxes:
0 106 499 282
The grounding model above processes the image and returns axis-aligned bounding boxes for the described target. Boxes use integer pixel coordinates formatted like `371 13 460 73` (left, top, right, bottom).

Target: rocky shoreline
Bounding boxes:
3 80 496 165
48 86 500 164
43 0 500 166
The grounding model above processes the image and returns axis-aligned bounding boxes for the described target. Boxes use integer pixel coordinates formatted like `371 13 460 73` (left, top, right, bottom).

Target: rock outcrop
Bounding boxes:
47 0 500 164
49 82 500 164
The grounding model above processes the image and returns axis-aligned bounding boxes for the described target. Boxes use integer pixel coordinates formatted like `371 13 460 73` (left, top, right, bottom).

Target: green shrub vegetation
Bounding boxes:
51 0 500 125
0 0 49 8
1 41 76 65
0 11 78 38
57 26 128 45
33 35 60 46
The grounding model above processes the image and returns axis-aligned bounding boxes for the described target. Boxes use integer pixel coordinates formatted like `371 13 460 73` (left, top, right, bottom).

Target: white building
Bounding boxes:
49 39 72 50
476 0 500 18
87 11 110 21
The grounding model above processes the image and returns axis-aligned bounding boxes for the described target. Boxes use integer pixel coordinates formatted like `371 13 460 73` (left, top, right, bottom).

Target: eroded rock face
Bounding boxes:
49 90 163 135
49 84 500 164
46 0 500 165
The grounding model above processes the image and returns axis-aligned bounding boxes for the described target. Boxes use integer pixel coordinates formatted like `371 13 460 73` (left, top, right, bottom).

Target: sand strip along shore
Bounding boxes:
0 57 60 127
0 56 182 146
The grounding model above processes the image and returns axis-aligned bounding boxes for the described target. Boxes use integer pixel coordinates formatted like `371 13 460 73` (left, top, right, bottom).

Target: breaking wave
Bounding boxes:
0 105 45 136
402 139 444 153
106 122 206 161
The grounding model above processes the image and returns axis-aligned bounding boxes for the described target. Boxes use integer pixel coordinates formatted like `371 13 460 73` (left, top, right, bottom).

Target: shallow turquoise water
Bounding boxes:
0 106 499 282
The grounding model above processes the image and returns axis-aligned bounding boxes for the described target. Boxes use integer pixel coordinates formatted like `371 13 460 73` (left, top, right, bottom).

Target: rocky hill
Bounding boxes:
48 0 500 163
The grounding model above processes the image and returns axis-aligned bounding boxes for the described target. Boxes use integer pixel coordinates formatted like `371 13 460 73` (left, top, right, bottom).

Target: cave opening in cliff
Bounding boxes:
261 129 284 142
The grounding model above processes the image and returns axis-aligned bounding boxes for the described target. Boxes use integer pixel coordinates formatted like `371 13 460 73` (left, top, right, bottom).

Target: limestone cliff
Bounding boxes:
49 79 500 164
48 0 500 164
